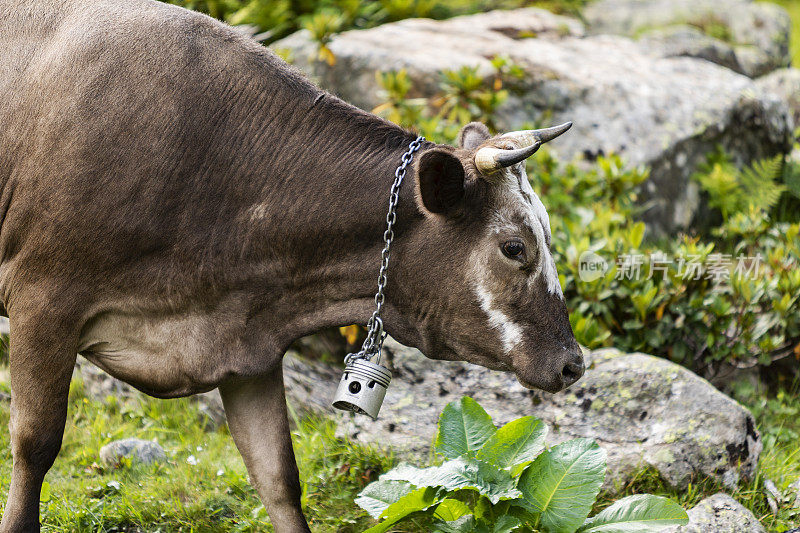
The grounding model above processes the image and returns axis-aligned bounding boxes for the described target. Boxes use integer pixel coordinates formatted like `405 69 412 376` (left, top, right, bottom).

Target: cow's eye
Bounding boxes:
502 241 525 260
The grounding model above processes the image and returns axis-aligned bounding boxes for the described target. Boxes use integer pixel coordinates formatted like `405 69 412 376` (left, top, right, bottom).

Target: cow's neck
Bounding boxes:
234 88 432 350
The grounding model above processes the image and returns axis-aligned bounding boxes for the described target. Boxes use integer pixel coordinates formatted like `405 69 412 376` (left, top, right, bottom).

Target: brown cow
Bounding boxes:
0 0 583 531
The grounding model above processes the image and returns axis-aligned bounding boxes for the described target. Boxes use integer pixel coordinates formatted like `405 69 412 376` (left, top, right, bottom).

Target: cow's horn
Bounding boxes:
474 122 572 175
501 122 573 148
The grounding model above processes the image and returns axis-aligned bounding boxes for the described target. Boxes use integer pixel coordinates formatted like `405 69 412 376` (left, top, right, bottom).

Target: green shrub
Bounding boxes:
355 397 688 532
691 146 791 220
373 57 524 143
537 146 800 374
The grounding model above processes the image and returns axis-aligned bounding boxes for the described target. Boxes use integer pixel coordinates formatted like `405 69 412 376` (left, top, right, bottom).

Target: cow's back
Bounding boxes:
0 0 273 179
0 0 314 297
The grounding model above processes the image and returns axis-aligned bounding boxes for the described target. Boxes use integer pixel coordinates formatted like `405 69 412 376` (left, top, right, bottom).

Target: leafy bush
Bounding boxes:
536 146 800 375
355 397 688 532
373 57 525 144
691 145 800 222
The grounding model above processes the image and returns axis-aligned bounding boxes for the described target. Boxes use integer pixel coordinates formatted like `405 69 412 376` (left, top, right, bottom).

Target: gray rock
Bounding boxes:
284 350 346 415
584 0 791 77
77 359 136 399
756 68 800 130
534 347 762 491
277 8 583 114
274 8 793 232
638 25 744 75
664 493 765 532
195 390 227 430
284 338 761 491
99 438 166 467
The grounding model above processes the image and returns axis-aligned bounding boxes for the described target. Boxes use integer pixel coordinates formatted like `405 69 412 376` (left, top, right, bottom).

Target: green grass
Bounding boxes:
0 374 395 532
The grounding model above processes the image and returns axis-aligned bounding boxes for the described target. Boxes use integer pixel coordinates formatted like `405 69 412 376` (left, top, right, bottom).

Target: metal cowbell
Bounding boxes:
331 357 392 420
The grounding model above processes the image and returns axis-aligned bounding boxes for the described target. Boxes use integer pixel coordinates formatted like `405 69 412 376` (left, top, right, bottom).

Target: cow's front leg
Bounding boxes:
1 315 76 533
220 368 311 533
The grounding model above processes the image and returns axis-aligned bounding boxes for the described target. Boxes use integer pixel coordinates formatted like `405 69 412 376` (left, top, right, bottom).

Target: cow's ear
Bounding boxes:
415 148 466 215
458 122 491 149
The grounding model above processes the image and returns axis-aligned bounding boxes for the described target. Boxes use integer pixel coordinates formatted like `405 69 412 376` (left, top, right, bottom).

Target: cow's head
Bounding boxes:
393 121 583 393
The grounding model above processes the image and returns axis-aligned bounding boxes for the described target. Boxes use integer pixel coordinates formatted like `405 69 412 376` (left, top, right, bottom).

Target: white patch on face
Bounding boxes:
506 168 564 299
473 279 524 353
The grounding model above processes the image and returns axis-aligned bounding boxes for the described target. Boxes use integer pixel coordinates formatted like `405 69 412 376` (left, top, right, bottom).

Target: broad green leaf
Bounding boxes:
355 480 414 519
40 481 51 503
364 486 443 533
435 514 521 533
493 515 524 533
629 221 645 248
434 498 472 521
518 438 606 533
433 515 488 533
508 503 541 525
435 397 497 459
382 457 521 504
474 496 494 521
577 494 688 532
476 416 547 471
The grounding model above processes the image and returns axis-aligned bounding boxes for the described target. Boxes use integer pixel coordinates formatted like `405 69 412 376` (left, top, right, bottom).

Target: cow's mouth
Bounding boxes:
512 350 585 393
514 371 565 393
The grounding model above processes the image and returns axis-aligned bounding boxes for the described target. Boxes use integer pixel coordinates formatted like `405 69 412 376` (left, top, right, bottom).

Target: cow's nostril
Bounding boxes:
561 360 585 386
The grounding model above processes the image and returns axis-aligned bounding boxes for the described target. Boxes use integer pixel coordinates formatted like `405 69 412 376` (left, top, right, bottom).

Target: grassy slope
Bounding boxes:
0 368 797 531
0 374 394 532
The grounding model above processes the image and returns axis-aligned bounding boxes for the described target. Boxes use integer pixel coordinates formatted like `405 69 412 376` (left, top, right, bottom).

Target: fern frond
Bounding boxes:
740 154 786 212
784 161 800 200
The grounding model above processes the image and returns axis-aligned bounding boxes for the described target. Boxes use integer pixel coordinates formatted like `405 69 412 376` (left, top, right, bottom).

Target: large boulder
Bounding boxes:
663 493 765 533
756 68 800 130
288 338 761 492
274 8 794 232
584 0 792 78
637 26 749 76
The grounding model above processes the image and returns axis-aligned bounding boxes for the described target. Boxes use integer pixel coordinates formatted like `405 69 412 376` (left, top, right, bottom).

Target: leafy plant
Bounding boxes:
355 397 688 532
372 58 525 144
692 147 786 220
301 9 344 65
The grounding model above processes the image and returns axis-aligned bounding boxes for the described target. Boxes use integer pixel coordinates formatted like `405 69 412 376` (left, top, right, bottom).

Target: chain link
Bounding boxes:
345 136 425 365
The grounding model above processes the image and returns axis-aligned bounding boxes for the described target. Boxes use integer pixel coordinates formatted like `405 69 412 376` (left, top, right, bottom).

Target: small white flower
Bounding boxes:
186 455 198 466
216 468 225 477
107 480 121 490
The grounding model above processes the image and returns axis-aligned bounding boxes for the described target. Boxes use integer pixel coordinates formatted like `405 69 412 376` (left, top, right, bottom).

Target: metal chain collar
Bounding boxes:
345 136 426 365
